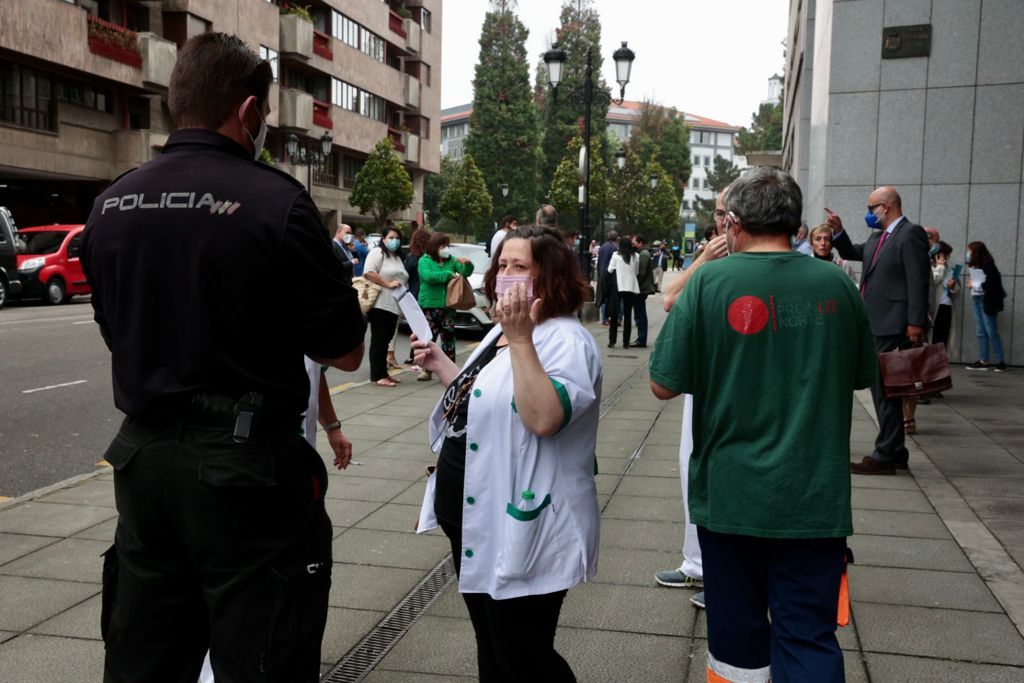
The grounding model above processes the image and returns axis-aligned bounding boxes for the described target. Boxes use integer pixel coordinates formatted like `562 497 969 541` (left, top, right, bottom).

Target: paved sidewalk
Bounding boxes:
1 280 1022 681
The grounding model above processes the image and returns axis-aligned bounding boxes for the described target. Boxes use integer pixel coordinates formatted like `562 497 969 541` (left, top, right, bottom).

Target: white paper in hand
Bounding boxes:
394 285 433 347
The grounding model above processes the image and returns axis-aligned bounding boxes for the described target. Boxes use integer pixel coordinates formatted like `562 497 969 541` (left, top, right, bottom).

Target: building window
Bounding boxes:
422 63 431 86
693 154 700 166
360 27 385 62
420 8 432 33
342 155 364 189
361 91 384 121
691 130 713 145
703 155 710 167
333 11 359 49
702 178 709 189
0 62 58 131
259 46 279 81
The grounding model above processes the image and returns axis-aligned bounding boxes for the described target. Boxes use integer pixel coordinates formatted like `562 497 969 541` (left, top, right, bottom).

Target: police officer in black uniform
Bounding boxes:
81 33 365 683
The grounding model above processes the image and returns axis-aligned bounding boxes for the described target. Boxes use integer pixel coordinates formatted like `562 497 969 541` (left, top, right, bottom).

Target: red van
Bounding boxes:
14 224 90 305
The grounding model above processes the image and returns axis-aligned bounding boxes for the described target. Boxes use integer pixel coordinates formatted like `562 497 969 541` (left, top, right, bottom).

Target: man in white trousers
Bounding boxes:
652 190 729 608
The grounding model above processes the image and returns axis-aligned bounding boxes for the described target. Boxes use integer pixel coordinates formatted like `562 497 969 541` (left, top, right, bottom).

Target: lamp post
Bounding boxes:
287 132 334 191
544 40 635 267
615 147 626 170
500 183 509 198
649 171 659 189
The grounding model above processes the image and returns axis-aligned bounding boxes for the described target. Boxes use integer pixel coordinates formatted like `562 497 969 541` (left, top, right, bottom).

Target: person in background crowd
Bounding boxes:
596 231 619 326
651 166 876 683
81 32 365 681
352 228 370 276
489 214 517 258
536 203 558 228
810 224 857 282
412 225 602 683
631 235 654 347
417 232 474 381
651 240 668 292
671 240 683 270
384 221 417 370
793 222 813 256
402 227 431 366
332 223 358 283
930 241 958 351
826 186 930 475
363 226 409 387
608 236 639 349
924 226 941 255
965 240 1007 372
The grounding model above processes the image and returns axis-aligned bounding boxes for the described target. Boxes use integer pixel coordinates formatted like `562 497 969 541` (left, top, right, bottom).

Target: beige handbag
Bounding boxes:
352 276 382 315
445 274 476 311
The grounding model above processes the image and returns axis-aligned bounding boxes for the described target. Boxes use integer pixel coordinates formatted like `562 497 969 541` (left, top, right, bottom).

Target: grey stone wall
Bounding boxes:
794 0 1023 365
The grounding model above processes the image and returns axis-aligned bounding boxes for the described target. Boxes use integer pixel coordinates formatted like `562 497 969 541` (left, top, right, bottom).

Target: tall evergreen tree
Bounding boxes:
423 156 459 227
694 155 741 228
736 101 783 154
609 150 679 241
535 0 611 198
466 1 541 223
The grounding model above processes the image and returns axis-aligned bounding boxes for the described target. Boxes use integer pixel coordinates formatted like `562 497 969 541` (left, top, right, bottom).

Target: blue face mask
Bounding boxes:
928 243 940 257
864 209 882 229
386 238 400 251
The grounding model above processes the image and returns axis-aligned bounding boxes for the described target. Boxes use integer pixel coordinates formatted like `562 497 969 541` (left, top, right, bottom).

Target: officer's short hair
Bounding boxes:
169 33 273 129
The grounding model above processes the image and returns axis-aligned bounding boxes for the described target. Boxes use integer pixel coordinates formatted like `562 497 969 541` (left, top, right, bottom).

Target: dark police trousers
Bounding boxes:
101 415 332 683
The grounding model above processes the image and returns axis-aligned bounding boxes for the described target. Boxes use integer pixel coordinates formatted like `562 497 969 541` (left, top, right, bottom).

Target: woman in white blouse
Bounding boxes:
362 226 409 387
608 236 640 348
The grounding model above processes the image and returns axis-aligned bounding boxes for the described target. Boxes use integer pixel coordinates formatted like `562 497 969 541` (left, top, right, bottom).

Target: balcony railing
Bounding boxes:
0 103 56 132
313 30 333 60
388 11 407 38
313 99 332 129
313 169 338 187
87 15 142 68
388 127 406 153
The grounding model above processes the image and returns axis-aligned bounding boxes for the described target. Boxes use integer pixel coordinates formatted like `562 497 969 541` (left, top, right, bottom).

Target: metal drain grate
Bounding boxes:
322 555 457 682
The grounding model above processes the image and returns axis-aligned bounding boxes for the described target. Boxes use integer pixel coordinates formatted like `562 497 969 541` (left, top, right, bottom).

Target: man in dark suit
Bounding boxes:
331 223 357 284
825 186 930 474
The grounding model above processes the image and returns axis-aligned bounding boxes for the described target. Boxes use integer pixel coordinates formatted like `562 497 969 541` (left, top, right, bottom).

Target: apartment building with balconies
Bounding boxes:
0 0 441 231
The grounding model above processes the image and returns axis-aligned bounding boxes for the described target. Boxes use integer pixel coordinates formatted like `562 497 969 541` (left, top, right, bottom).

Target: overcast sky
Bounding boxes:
440 0 789 127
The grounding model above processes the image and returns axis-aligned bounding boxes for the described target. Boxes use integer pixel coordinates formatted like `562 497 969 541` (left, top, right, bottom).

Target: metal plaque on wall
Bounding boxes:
882 24 931 59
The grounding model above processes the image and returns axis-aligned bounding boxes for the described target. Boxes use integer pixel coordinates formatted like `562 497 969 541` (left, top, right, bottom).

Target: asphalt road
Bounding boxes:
0 297 460 499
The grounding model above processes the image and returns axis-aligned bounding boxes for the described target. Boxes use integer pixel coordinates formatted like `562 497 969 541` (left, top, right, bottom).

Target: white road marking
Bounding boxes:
0 315 93 326
22 379 88 394
72 320 96 325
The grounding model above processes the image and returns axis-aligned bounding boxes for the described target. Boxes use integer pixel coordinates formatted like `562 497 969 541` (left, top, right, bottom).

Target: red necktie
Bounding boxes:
860 230 889 294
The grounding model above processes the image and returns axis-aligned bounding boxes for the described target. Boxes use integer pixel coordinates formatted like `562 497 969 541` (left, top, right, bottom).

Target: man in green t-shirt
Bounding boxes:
649 167 876 683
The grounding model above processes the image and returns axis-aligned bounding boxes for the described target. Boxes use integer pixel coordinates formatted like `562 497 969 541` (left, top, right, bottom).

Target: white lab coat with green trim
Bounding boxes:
417 316 603 600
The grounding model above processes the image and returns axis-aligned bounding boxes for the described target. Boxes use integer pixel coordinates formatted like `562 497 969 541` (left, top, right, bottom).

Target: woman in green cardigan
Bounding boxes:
416 232 474 380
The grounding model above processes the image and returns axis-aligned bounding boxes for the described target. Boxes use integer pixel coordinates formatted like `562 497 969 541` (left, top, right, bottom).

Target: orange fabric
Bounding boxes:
707 667 732 683
837 563 850 627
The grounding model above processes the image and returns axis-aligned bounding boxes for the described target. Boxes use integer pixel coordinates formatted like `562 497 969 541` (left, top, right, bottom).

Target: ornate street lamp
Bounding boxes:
612 42 636 103
650 171 659 189
287 132 334 190
543 44 567 90
500 183 509 198
615 147 626 170
320 131 333 156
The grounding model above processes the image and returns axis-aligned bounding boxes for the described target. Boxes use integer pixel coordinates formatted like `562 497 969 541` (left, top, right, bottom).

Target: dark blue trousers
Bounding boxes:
698 527 846 683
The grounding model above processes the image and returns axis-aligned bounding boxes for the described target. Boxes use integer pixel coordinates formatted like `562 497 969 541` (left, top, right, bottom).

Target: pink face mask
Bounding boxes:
495 275 535 306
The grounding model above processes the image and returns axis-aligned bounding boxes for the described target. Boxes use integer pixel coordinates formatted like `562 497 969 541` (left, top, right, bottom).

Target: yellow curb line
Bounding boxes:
0 496 10 502
96 460 111 468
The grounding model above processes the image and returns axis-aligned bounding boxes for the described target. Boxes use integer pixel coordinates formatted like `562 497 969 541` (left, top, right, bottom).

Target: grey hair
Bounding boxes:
535 204 558 227
724 167 803 236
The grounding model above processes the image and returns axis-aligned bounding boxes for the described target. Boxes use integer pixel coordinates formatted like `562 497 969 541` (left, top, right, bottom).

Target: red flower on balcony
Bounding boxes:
86 15 142 68
313 100 333 129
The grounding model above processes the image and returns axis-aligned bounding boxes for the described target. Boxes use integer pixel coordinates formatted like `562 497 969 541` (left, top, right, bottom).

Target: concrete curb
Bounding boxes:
0 467 109 513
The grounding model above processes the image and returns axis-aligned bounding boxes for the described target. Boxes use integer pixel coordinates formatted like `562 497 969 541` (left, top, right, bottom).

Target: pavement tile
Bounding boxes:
0 634 105 683
375 614 477 676
343 456 433 482
951 477 1024 499
852 509 952 540
320 606 387 665
601 518 685 552
556 626 689 683
389 424 432 445
865 652 1024 682
625 457 682 479
590 547 685 587
851 487 934 513
331 528 450 570
328 563 426 611
849 565 1002 612
601 494 686 523
391 481 428 506
0 632 15 644
422 583 464 619
0 534 60 567
0 538 108 583
854 603 1024 665
0 502 117 538
324 476 414 503
72 518 117 543
615 476 686 499
847 534 975 572
685 640 870 682
932 458 1024 479
0 576 99 631
850 474 926 491
560 581 694 637
37 479 116 508
365 671 474 682
29 594 101 639
324 498 382 529
353 503 423 534
692 607 859 652
966 496 1024 522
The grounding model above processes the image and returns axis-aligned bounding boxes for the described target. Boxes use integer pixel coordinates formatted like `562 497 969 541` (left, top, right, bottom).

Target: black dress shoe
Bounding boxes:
631 342 647 348
850 457 897 475
623 343 630 349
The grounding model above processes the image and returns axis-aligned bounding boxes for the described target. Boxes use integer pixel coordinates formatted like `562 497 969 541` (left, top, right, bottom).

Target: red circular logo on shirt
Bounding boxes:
728 296 769 335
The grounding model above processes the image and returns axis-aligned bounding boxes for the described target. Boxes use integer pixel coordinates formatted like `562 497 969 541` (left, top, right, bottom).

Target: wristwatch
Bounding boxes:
323 420 342 432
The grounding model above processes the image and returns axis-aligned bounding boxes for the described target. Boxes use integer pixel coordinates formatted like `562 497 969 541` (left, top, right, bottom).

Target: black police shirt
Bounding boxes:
81 129 365 420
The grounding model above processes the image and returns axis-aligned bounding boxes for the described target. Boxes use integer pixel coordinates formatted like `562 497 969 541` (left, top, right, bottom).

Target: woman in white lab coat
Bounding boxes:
413 225 603 682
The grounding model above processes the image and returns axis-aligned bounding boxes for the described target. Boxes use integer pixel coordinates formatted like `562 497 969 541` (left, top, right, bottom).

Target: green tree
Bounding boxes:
549 134 611 234
466 1 541 222
350 137 414 229
736 101 783 154
627 99 692 201
694 155 741 228
609 151 679 240
423 156 459 226
440 154 493 237
535 0 611 196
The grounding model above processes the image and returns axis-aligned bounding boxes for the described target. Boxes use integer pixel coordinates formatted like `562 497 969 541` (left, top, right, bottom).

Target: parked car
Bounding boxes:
448 243 493 332
0 207 24 309
13 224 90 305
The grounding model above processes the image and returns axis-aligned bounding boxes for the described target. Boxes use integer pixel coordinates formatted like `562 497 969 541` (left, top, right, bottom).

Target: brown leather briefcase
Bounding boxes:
878 343 953 399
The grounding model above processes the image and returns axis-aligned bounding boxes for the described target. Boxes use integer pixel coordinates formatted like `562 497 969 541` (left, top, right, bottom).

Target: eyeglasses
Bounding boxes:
867 203 883 212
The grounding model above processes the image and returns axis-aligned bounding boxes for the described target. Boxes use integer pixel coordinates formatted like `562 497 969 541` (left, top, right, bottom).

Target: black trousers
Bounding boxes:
869 334 909 465
609 292 636 346
931 304 952 348
367 307 398 381
101 417 333 683
439 518 576 683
